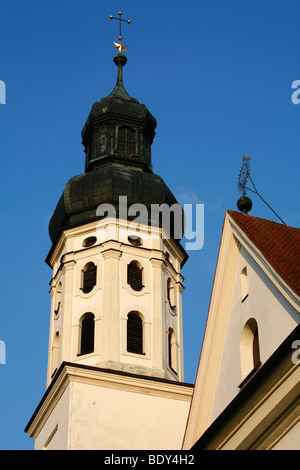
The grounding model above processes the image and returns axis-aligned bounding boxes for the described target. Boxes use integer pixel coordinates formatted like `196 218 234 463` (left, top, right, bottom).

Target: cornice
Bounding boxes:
24 364 71 438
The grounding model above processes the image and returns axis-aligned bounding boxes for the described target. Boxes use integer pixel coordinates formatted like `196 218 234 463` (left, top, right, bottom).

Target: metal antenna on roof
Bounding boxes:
237 156 253 214
237 156 286 225
238 156 251 197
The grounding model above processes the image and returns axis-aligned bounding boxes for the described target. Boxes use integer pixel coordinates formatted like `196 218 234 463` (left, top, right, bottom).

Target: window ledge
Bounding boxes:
76 351 95 357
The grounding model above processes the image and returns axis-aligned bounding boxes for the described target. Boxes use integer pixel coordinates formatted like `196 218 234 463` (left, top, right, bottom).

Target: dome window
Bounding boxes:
128 235 143 246
117 126 135 158
83 236 97 248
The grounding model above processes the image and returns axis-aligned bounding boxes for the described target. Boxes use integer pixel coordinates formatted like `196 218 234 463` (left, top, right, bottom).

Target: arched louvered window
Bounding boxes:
54 282 62 316
51 331 60 379
82 263 97 294
127 312 143 354
80 313 95 355
167 278 175 309
168 328 177 373
118 126 135 157
127 261 143 291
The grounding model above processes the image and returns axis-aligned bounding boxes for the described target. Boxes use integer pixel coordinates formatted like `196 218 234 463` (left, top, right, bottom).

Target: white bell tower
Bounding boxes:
46 215 188 386
25 25 193 450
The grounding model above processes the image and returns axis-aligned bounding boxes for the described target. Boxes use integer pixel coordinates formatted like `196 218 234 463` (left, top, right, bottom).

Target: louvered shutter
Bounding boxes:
127 313 143 354
168 331 172 369
82 264 97 293
127 263 143 291
80 314 95 355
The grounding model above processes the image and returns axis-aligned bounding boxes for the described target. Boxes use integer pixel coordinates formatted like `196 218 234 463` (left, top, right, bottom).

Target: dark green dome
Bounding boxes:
49 164 180 243
48 53 183 245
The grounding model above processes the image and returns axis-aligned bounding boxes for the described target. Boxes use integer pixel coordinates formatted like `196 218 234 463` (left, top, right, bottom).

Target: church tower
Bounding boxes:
25 14 193 450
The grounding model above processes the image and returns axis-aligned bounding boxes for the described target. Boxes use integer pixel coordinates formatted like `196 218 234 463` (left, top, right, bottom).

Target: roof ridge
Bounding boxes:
227 210 300 231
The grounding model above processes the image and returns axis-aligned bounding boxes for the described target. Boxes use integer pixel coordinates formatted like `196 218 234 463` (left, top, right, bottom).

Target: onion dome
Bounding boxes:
48 53 183 245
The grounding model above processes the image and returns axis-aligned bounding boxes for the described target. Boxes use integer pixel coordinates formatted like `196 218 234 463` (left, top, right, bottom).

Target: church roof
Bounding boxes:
228 210 300 297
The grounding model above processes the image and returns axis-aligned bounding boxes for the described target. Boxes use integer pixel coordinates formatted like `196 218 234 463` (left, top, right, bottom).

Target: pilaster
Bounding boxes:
101 247 122 363
150 257 165 371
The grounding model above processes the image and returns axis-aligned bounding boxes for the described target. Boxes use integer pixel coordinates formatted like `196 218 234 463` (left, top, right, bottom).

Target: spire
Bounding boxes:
80 13 156 173
108 12 137 102
107 53 138 103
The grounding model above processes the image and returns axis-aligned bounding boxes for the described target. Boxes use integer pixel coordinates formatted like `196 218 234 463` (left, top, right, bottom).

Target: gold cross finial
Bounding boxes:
110 11 131 53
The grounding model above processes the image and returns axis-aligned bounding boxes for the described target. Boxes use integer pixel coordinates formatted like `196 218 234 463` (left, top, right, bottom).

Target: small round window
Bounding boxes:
82 236 97 248
128 235 143 246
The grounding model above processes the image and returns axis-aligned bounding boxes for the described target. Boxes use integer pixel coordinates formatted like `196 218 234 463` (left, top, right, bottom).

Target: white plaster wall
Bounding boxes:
68 380 191 450
210 245 299 424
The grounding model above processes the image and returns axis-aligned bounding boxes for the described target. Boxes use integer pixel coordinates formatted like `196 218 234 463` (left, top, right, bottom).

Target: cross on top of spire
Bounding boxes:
110 11 131 53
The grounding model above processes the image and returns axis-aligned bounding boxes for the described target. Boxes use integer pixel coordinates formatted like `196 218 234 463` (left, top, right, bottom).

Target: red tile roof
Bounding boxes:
227 210 300 297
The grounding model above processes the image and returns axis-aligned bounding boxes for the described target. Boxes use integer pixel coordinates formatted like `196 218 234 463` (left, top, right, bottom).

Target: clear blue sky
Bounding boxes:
0 0 299 450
